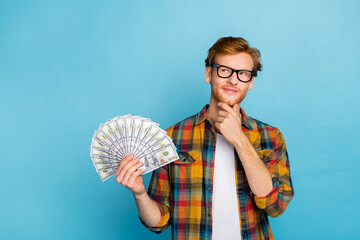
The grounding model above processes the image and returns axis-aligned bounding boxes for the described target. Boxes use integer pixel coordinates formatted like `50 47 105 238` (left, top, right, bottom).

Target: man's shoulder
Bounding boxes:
165 112 205 150
245 113 286 148
165 113 198 133
246 114 281 134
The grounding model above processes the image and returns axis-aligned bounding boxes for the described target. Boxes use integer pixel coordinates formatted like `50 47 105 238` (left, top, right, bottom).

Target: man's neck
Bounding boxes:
206 99 220 127
206 98 242 129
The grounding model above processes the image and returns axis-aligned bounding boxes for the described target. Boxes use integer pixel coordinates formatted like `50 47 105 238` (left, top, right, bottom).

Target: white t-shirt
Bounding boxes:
212 132 242 240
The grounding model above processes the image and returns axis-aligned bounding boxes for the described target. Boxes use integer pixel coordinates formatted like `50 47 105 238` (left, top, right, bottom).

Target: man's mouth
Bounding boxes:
222 87 238 93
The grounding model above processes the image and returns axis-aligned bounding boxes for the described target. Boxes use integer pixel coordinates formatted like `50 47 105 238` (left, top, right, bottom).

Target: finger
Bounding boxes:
117 157 140 181
218 102 233 113
218 110 227 117
127 169 144 187
216 116 225 123
233 103 240 113
122 161 143 185
116 157 140 183
116 154 134 175
115 154 134 176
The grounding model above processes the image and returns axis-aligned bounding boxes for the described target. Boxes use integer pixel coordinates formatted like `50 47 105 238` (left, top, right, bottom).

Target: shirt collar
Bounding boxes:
194 105 208 125
240 107 253 130
194 104 253 130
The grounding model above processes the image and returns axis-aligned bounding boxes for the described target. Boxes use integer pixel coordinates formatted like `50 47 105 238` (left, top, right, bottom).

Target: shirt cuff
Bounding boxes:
253 177 280 209
139 201 170 232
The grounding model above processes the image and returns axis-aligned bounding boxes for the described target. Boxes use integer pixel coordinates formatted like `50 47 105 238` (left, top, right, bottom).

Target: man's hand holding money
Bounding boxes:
115 154 145 196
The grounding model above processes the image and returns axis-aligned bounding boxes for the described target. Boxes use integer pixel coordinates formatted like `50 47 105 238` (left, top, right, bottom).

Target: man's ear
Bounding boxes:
248 76 255 90
205 66 212 84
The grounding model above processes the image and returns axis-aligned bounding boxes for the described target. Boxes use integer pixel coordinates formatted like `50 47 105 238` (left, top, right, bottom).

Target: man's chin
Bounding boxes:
212 91 243 108
219 99 241 107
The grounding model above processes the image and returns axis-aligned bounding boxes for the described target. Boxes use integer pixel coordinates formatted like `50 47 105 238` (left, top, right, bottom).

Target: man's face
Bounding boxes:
205 52 255 107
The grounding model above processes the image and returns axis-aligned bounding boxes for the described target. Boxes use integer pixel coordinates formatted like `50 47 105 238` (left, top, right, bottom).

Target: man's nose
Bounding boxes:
227 72 238 85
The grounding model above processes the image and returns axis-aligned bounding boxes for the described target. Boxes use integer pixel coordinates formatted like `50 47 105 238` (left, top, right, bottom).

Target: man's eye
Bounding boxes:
239 71 249 76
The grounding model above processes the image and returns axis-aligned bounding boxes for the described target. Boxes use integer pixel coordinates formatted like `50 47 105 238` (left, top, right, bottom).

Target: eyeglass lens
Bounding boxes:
217 66 252 82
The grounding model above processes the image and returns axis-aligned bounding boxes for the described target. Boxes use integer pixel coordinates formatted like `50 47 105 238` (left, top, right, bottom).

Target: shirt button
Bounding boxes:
241 217 246 221
207 187 211 191
208 213 211 217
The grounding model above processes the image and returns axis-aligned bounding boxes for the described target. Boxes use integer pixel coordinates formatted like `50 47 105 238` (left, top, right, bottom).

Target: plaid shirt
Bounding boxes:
142 105 294 240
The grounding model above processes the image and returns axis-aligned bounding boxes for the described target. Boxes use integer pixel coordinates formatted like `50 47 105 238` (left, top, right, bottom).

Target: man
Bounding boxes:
115 37 294 240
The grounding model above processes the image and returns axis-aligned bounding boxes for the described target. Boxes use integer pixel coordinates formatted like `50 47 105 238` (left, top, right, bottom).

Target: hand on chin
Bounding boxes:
214 102 242 145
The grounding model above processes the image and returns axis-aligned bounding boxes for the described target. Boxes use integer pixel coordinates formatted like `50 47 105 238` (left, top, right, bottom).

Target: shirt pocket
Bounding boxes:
170 150 203 188
172 150 201 165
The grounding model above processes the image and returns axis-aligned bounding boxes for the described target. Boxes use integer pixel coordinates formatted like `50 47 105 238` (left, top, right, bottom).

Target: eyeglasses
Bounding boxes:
212 64 254 83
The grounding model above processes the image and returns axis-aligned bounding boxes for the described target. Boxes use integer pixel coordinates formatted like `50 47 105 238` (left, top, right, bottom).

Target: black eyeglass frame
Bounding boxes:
212 64 255 83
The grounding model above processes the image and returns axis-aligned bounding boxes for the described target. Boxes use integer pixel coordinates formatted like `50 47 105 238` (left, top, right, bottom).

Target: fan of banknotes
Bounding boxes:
90 115 179 182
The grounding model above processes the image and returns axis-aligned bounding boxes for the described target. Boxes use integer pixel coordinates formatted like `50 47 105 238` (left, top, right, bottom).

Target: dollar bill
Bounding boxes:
139 143 179 174
90 115 179 181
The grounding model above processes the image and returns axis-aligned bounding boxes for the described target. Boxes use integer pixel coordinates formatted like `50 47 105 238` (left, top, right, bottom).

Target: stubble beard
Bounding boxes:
211 85 245 107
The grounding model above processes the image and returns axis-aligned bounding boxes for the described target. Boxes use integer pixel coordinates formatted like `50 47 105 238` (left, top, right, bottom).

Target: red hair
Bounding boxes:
205 37 262 76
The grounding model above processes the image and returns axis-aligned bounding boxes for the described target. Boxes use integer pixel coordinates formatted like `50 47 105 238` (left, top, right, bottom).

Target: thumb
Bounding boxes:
233 103 240 112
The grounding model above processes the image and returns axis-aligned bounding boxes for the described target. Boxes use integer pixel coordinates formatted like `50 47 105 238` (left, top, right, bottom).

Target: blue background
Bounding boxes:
1 0 359 239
